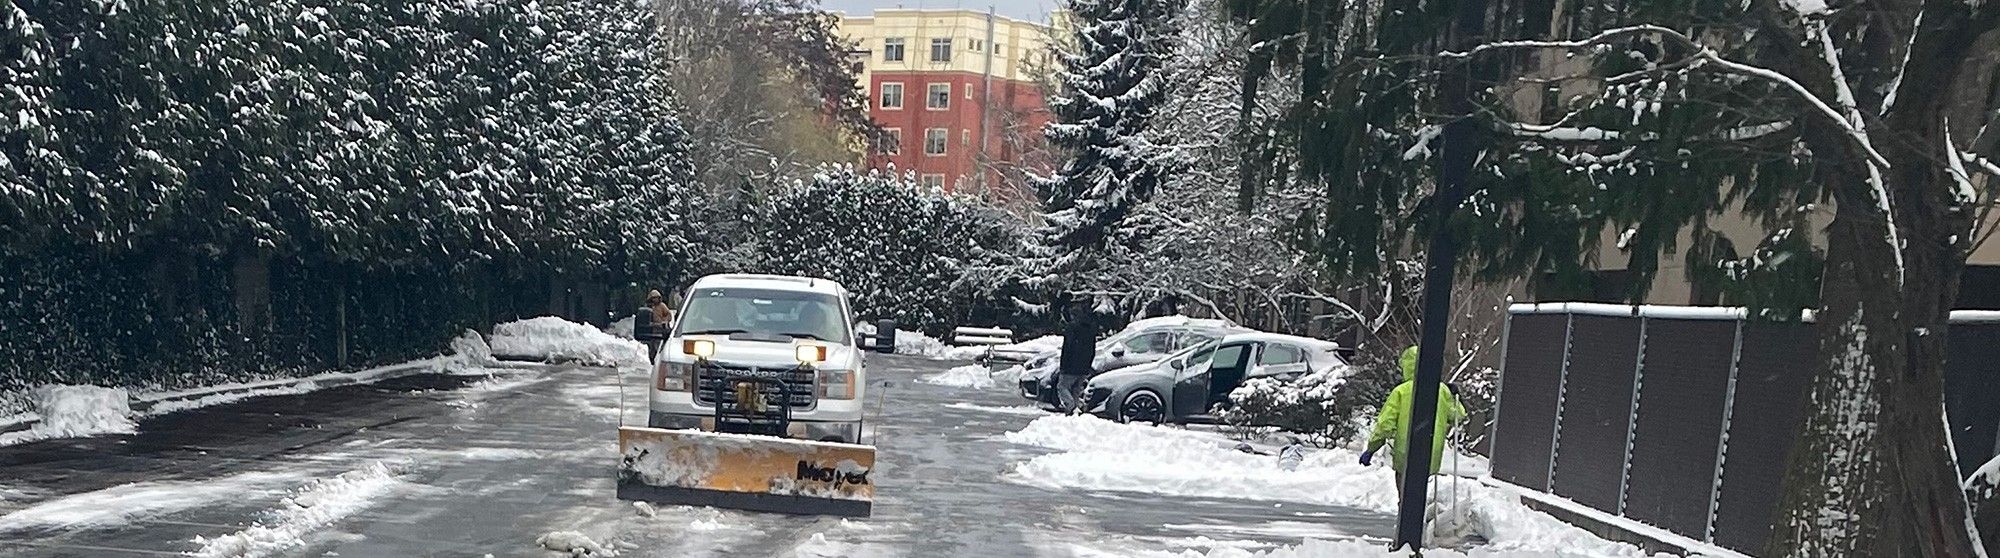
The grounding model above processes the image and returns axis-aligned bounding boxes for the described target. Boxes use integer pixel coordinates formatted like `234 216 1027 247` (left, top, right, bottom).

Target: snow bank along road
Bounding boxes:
0 355 1396 557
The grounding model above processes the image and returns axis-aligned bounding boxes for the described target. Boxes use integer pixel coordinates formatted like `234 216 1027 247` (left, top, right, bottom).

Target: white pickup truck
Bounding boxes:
643 274 890 444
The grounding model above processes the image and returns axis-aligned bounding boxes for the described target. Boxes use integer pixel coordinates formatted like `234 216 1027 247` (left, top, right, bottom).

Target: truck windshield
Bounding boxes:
675 288 850 344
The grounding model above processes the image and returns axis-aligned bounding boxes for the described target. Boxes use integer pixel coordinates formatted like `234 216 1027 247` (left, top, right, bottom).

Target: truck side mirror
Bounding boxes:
873 319 898 354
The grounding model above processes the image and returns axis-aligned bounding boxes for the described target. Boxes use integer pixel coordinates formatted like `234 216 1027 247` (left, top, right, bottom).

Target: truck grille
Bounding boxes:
695 364 817 408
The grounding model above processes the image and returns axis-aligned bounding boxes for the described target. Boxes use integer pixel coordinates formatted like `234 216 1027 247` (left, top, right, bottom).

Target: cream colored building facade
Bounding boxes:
835 9 1056 90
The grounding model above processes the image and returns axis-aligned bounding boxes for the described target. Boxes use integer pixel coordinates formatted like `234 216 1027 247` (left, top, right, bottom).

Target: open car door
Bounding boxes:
1172 342 1253 421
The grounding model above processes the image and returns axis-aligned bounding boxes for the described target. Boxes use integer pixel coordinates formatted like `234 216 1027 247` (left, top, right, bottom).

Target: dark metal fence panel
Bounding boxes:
1711 320 1817 553
1945 322 2000 475
1623 318 1737 540
1552 315 1642 512
1491 313 1570 490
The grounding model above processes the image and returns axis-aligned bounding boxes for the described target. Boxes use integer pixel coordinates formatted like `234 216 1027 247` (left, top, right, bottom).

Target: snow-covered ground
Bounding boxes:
919 363 1000 389
0 329 499 447
942 334 1063 361
489 316 649 367
1002 415 1705 558
189 461 409 558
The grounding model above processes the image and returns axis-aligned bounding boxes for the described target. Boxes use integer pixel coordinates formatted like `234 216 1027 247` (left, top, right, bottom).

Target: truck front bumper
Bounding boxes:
648 412 864 444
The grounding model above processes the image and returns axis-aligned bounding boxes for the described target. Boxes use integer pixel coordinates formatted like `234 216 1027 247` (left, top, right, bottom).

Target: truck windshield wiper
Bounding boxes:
778 332 828 341
683 328 748 336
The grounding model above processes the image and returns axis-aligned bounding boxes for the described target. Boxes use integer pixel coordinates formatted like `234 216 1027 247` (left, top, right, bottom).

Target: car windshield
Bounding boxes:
674 287 850 344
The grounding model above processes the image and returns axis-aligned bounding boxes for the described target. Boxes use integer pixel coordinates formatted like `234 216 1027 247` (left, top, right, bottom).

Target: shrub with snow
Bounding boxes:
1221 363 1392 448
0 385 135 446
488 317 648 368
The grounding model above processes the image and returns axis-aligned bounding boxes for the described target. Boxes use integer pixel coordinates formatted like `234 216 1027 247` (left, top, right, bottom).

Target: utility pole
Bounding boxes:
977 6 996 199
1393 0 1486 550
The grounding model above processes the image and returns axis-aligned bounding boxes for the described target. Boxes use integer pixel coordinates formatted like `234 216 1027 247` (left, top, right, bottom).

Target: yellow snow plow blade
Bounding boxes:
615 426 875 517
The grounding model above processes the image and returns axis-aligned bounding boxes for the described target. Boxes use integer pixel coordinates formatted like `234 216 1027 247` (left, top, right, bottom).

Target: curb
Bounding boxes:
0 357 478 437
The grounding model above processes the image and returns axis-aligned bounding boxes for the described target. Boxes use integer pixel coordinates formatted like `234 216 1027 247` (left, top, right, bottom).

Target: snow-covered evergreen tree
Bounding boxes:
744 166 1025 334
1022 0 1182 368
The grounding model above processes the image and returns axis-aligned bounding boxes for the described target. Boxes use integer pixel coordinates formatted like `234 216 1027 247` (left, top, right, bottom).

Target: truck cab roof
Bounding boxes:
689 274 848 297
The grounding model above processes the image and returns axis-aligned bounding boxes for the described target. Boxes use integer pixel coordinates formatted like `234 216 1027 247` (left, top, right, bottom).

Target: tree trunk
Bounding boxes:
1766 7 1984 554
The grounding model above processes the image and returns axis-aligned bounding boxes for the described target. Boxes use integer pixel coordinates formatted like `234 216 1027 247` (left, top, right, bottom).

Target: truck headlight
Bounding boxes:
817 368 856 400
682 339 715 358
657 361 694 392
795 344 829 365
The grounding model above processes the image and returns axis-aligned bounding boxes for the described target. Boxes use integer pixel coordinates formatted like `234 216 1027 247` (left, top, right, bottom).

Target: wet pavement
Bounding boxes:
0 355 1393 557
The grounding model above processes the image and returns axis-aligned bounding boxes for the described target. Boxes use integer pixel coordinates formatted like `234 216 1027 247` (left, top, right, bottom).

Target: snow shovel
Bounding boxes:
615 373 876 517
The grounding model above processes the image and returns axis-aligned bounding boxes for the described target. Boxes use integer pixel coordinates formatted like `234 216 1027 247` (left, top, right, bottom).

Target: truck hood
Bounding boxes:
671 334 860 369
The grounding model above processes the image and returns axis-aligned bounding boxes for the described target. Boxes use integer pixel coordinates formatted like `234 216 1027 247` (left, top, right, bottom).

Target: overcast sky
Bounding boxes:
818 0 1058 22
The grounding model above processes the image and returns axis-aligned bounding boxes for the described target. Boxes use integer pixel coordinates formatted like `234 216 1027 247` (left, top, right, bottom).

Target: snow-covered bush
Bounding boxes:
739 166 1026 334
1223 365 1371 448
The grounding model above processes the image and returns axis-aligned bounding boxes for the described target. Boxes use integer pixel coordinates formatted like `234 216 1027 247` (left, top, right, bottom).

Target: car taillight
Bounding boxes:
817 368 856 400
657 362 694 392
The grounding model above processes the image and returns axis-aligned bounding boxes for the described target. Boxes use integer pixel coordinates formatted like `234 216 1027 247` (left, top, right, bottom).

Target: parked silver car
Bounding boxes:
1079 332 1348 424
1015 316 1244 409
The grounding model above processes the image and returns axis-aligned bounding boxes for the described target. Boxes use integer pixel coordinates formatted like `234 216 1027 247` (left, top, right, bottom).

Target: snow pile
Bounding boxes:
793 533 859 558
1004 415 1676 557
943 335 1063 361
919 364 998 389
990 363 1032 383
537 530 615 556
0 385 135 446
190 462 405 558
943 402 1046 416
853 323 950 358
1004 415 1396 512
434 329 495 372
488 317 648 368
0 471 303 532
604 314 637 340
143 383 319 417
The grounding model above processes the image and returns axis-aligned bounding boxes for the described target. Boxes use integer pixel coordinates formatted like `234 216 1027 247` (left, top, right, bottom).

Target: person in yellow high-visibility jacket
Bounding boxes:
1360 345 1465 485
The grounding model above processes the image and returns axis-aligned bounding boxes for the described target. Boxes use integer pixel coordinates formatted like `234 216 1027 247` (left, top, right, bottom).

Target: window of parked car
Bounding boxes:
1259 343 1303 365
1175 330 1221 349
1125 332 1171 353
1211 344 1250 369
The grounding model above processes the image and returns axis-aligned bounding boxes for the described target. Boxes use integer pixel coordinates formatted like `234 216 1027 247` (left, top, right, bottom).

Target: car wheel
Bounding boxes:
1118 389 1165 425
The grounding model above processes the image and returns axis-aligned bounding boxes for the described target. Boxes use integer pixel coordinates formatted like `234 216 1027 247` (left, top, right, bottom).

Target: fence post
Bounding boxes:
1705 318 1746 543
1617 316 1648 516
1548 312 1575 491
1489 306 1514 457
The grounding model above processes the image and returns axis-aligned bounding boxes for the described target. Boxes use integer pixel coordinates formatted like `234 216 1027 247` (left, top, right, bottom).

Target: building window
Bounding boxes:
964 83 972 99
970 39 982 52
879 82 904 110
921 174 946 189
961 129 970 146
883 38 905 62
879 128 901 155
924 128 948 156
927 83 950 110
930 38 952 62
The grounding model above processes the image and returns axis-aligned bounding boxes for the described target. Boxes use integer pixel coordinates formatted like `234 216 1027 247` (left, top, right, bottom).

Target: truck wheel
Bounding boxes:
1118 390 1165 425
